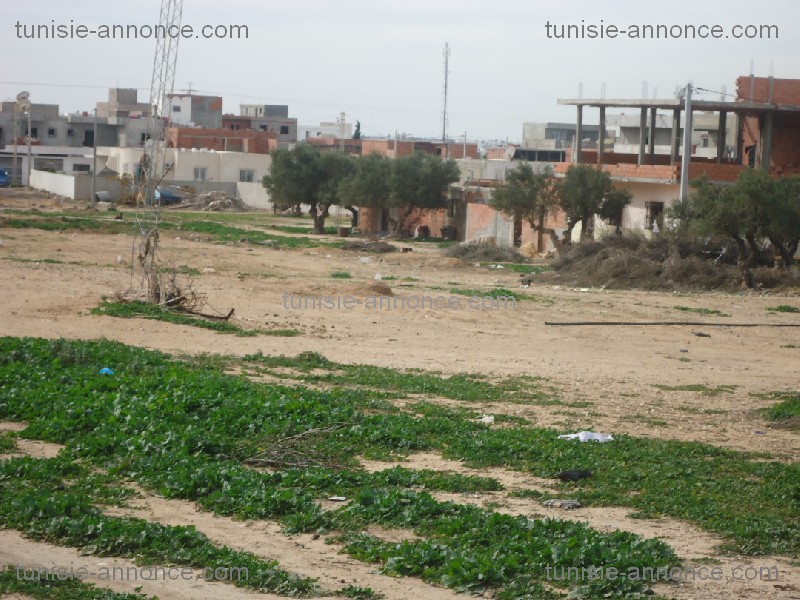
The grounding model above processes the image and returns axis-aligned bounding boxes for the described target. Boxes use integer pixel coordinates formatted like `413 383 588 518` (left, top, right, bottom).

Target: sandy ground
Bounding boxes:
1 191 798 599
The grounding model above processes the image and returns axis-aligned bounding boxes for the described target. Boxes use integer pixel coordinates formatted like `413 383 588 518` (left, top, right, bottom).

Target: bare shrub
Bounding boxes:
553 234 800 291
444 241 530 264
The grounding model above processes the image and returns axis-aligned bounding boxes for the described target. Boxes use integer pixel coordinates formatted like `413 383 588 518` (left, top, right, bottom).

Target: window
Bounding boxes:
645 201 664 230
239 169 255 182
47 128 57 137
172 105 181 112
29 127 38 139
259 125 268 131
67 128 75 137
193 167 207 182
140 133 148 145
279 125 289 135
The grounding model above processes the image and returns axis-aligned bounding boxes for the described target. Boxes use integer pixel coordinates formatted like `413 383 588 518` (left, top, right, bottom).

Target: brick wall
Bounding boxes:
736 76 800 105
166 127 277 154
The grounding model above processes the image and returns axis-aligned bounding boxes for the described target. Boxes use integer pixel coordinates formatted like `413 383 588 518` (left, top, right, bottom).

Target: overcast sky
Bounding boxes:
2 0 797 142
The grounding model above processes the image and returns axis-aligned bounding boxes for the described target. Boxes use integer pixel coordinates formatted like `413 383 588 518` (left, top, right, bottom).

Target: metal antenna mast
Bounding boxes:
134 0 184 303
441 42 450 143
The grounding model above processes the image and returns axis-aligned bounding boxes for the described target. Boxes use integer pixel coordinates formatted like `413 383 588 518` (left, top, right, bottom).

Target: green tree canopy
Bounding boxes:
489 163 561 247
558 164 630 240
338 152 392 210
387 152 460 236
262 144 355 233
682 169 800 268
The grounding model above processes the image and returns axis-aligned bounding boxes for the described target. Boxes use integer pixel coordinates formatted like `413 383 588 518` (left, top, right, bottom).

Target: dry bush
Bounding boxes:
444 241 530 264
553 234 800 291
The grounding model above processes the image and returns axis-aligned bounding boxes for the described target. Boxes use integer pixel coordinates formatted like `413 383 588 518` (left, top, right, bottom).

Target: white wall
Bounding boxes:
236 182 271 209
29 169 76 198
30 169 121 201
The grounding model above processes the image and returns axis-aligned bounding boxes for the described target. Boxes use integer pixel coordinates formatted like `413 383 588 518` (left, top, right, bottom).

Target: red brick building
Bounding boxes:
165 127 277 154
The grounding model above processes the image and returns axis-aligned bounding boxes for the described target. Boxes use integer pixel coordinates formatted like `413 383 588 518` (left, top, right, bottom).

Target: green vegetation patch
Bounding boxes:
1 337 798 597
331 271 352 279
0 566 156 600
91 301 260 337
480 263 553 275
242 350 554 405
449 287 552 304
760 392 800 430
0 431 16 453
653 384 736 397
672 306 731 317
768 305 800 313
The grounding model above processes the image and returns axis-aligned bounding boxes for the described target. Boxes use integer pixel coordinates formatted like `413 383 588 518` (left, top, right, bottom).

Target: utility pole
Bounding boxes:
441 42 450 143
26 106 32 184
12 110 18 186
462 131 467 158
91 108 98 208
679 82 693 201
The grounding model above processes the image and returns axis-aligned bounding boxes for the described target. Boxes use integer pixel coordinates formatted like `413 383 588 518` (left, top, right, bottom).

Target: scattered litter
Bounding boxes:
202 267 215 274
556 470 593 482
579 288 590 292
543 499 582 510
692 331 711 337
98 368 114 375
374 273 382 281
402 247 413 253
489 264 504 270
327 496 347 502
753 431 766 435
115 255 123 264
478 414 495 425
359 257 372 264
679 348 689 353
558 431 613 443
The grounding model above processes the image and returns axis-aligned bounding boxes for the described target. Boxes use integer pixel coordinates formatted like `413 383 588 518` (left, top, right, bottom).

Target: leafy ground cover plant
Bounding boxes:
92 301 299 337
1 337 798 598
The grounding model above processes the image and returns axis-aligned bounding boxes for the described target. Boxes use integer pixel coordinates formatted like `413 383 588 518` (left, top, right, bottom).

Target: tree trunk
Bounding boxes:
735 237 754 288
345 205 359 229
313 204 331 234
389 207 414 238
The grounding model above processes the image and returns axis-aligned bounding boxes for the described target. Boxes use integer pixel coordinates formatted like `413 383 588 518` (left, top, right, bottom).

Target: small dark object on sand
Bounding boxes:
556 470 593 482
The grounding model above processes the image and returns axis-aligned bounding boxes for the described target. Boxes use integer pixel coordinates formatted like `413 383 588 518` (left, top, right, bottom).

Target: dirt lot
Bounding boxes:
1 189 798 600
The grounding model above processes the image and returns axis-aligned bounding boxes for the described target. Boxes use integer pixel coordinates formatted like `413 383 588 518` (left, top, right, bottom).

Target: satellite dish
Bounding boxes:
16 91 30 102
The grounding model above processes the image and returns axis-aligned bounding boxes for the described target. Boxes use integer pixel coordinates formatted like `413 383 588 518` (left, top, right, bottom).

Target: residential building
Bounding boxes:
522 122 601 149
223 104 297 144
166 127 277 154
555 74 800 234
164 94 223 128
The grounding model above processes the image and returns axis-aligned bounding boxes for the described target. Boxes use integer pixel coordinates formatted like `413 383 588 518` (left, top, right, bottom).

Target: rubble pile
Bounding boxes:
181 191 250 212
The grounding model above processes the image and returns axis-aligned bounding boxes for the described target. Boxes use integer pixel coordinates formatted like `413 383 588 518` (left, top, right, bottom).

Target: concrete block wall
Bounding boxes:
736 76 800 105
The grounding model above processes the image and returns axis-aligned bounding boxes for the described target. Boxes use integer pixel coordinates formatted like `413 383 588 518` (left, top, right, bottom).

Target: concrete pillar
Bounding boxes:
734 112 744 165
638 107 647 165
716 111 727 163
670 108 680 166
760 111 774 171
598 106 606 165
575 105 583 164
648 108 657 164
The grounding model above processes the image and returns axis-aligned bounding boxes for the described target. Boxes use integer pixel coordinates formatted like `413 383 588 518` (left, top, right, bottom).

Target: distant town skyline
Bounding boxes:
2 0 797 142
